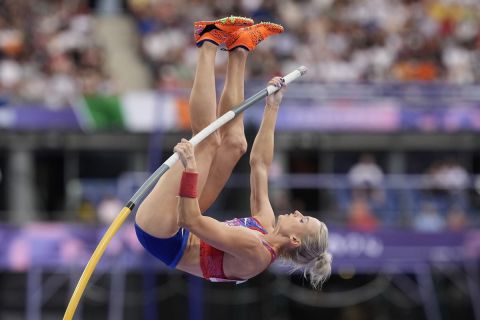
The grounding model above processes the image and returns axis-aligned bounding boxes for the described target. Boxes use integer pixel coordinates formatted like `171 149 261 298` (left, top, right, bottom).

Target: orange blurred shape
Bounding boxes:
1 30 23 57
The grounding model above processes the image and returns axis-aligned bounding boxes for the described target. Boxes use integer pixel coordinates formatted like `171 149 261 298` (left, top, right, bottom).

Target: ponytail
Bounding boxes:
305 251 332 289
280 222 332 289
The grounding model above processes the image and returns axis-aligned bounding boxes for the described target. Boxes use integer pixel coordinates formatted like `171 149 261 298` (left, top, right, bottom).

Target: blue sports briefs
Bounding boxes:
135 223 190 268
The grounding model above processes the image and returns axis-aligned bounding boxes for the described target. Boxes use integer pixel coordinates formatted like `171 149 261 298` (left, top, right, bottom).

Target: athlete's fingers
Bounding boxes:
268 76 283 88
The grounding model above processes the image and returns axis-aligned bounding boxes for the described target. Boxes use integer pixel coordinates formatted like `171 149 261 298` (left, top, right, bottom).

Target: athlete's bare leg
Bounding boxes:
135 42 220 237
197 48 249 211
197 22 285 210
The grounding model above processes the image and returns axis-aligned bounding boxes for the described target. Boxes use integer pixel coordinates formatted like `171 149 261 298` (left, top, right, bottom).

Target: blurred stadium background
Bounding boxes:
0 0 480 319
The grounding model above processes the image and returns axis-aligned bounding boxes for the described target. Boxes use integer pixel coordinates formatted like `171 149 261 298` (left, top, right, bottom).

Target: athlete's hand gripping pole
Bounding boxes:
63 66 307 320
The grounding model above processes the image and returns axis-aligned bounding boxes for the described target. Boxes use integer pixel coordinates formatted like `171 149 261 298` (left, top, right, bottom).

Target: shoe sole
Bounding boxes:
256 21 284 33
194 16 254 29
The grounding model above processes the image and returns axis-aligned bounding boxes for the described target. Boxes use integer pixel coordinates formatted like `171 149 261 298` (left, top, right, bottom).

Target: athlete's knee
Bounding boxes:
221 134 248 157
201 131 221 149
135 202 179 237
135 202 150 226
194 132 221 157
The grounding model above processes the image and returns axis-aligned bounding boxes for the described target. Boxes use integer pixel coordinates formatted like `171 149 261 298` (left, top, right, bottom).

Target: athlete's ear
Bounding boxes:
289 235 301 248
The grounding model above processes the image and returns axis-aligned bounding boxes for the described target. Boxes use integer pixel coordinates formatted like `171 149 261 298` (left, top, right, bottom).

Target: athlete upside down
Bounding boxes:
135 16 331 287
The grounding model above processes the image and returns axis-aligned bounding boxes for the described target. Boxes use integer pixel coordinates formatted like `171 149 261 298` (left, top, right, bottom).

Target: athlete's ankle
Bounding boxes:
199 40 219 48
229 46 249 56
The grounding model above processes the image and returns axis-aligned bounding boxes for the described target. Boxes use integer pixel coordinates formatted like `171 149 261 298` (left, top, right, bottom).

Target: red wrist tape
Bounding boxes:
179 171 198 198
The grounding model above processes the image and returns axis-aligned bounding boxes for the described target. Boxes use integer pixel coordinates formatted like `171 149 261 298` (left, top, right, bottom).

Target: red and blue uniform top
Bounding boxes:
199 217 277 284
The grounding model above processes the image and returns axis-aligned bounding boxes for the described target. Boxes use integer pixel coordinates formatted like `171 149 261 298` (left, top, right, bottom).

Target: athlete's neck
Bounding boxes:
262 232 289 256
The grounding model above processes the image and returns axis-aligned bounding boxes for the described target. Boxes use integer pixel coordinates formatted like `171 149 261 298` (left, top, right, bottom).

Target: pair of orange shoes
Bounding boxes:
194 16 283 51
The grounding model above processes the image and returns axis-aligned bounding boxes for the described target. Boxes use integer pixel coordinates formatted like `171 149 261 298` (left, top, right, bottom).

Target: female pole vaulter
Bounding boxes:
135 16 331 287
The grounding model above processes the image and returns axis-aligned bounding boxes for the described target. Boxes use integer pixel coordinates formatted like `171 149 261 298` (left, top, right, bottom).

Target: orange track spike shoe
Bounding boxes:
225 22 284 51
194 16 254 47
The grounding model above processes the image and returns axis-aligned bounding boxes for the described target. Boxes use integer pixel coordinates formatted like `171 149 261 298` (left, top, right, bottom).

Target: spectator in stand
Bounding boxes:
441 159 469 191
413 201 445 232
348 153 385 203
446 206 468 231
424 158 469 214
348 153 384 189
97 194 123 225
347 194 379 231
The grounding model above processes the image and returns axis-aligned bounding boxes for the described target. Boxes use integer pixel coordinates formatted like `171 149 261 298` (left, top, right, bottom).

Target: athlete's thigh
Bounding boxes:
136 139 218 238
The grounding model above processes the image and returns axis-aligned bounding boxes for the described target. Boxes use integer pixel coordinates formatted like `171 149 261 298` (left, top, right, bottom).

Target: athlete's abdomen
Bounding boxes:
175 233 203 277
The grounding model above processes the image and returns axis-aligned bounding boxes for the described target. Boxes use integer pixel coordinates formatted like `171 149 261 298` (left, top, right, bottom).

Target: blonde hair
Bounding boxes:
280 222 332 289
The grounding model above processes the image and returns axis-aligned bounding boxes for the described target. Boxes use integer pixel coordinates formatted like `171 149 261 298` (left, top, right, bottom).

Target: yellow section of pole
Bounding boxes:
63 206 132 320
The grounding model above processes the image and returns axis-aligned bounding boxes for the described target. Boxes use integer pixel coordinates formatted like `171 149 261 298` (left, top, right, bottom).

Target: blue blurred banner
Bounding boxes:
328 227 480 272
2 90 480 132
0 106 80 130
1 223 479 272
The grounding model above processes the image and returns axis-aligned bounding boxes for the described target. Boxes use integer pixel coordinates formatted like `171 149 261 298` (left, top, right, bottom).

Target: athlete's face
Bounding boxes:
277 210 322 240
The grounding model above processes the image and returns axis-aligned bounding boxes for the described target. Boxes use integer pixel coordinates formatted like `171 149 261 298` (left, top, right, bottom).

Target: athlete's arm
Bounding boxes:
178 199 261 257
174 139 261 258
249 77 285 229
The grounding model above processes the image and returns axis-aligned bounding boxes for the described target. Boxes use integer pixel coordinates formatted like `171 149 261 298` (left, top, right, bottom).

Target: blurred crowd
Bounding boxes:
0 0 113 109
1 0 479 105
341 154 473 232
128 0 480 89
73 154 477 232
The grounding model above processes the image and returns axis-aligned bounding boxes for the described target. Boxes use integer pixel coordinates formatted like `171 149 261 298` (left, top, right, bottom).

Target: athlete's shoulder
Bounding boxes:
251 215 275 232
